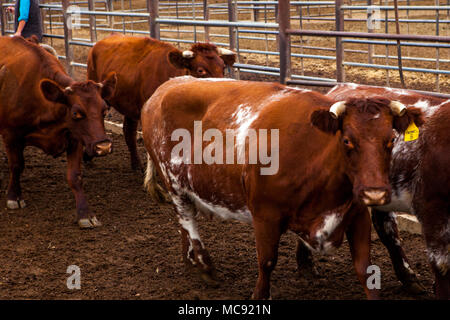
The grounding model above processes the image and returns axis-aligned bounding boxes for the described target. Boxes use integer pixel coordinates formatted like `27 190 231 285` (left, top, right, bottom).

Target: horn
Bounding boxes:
182 50 194 58
217 48 235 56
39 43 58 57
65 86 73 93
389 101 407 116
329 101 347 119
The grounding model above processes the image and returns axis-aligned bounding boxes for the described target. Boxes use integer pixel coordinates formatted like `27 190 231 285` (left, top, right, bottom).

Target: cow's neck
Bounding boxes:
25 123 70 157
53 71 74 88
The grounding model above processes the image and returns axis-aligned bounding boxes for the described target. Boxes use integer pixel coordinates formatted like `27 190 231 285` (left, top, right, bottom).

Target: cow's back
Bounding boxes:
142 77 342 216
88 35 183 119
0 37 60 130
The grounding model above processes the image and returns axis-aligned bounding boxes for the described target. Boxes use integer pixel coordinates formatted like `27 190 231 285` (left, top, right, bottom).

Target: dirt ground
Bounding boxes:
0 128 436 300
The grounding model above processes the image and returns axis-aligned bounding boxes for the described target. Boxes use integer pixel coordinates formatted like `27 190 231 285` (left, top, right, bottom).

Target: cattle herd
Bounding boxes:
0 34 448 300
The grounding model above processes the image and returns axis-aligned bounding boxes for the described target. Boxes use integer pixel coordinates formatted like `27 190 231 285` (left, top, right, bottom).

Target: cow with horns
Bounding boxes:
320 83 448 299
87 34 237 171
141 77 423 299
0 36 117 228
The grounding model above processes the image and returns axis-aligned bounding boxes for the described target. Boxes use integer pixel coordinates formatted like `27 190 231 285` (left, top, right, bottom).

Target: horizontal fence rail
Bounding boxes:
0 0 448 94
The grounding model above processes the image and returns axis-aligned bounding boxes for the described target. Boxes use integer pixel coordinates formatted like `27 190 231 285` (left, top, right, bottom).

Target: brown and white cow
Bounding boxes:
87 34 236 170
0 36 116 228
141 76 423 299
323 84 449 299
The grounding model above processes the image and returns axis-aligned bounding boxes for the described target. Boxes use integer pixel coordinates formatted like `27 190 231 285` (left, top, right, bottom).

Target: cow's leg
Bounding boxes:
428 243 449 300
173 195 218 286
295 239 319 278
3 138 26 209
252 216 282 299
66 140 101 228
346 205 379 300
371 209 424 294
420 206 449 300
123 116 142 171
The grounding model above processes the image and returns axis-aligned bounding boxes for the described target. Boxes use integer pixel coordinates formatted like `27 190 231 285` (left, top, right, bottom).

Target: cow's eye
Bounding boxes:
197 67 207 76
71 106 85 120
343 137 354 149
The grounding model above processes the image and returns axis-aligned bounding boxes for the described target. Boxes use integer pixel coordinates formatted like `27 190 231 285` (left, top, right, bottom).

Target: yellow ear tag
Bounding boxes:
404 122 419 142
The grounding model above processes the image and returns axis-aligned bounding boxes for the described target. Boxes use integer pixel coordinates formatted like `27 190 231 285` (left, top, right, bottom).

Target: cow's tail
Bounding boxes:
144 153 171 203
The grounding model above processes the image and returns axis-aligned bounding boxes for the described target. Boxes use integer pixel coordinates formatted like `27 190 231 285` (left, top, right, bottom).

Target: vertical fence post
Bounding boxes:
61 0 74 77
252 0 259 21
203 0 210 42
393 0 405 88
435 0 440 92
278 0 291 84
0 0 5 36
148 0 159 39
367 0 373 64
227 0 237 78
105 0 113 28
88 0 97 43
227 0 237 51
335 0 344 83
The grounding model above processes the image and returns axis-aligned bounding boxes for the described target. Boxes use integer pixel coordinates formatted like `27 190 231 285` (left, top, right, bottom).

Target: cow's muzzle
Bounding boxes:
360 188 390 206
94 140 112 156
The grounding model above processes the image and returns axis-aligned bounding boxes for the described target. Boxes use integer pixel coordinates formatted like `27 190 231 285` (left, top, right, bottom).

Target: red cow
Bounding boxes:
87 34 236 170
141 76 423 299
0 36 116 228
324 84 449 299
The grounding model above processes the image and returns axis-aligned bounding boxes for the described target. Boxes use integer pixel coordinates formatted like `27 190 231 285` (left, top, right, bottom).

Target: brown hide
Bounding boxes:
0 36 116 228
326 84 449 299
87 34 236 170
141 77 423 299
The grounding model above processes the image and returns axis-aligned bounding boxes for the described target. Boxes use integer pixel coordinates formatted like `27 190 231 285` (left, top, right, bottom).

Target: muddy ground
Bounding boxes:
0 130 436 300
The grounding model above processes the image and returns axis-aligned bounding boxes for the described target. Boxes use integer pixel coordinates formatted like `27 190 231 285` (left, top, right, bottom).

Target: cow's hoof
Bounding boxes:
200 272 221 288
78 216 102 229
403 280 426 295
6 199 26 209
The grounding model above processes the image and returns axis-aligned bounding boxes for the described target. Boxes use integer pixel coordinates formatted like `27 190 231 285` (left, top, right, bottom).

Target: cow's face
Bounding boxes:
311 97 424 206
169 43 236 78
40 72 117 157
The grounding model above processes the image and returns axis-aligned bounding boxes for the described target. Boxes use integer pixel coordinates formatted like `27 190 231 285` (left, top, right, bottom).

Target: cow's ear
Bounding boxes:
311 109 340 134
100 71 117 100
40 79 67 104
393 106 425 133
168 50 191 69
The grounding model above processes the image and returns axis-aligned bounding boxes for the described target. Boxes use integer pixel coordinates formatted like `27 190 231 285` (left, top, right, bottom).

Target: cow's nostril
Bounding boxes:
95 141 112 155
364 190 386 201
362 190 387 205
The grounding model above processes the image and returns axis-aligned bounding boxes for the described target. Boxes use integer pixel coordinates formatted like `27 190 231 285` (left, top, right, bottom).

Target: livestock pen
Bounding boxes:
1 0 450 94
0 0 447 300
